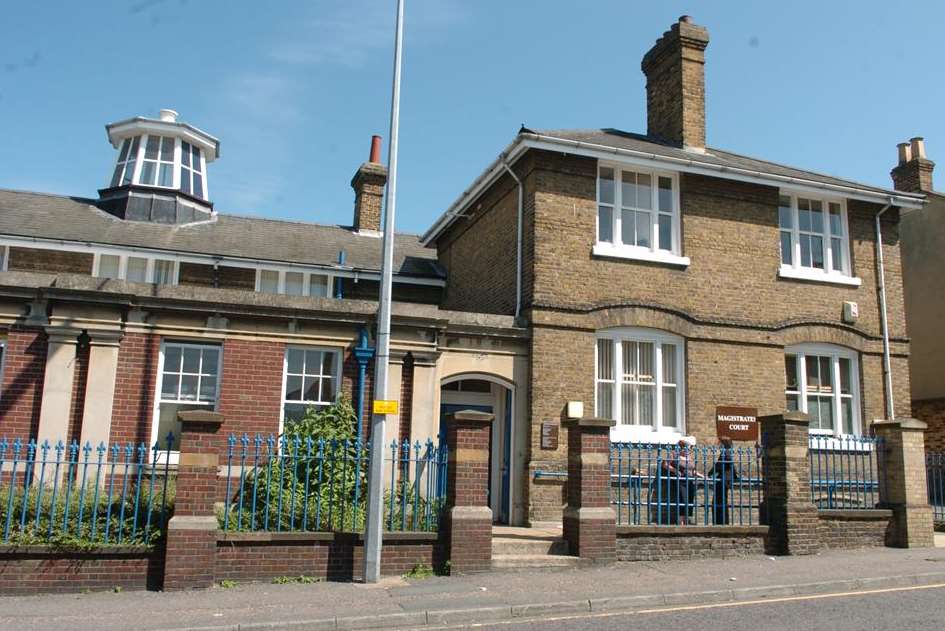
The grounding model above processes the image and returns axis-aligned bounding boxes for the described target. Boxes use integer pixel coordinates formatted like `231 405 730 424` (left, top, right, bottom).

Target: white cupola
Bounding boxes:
99 109 220 223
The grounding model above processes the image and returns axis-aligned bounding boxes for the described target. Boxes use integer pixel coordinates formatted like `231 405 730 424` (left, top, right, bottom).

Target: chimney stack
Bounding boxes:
891 136 934 193
641 16 710 151
351 135 387 233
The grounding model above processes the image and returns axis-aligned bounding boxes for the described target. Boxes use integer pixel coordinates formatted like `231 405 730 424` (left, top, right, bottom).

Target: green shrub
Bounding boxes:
0 478 174 547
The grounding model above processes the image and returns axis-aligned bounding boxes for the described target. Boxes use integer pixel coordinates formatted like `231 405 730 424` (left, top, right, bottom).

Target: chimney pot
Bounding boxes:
159 109 179 123
369 135 382 164
910 137 926 160
897 142 912 165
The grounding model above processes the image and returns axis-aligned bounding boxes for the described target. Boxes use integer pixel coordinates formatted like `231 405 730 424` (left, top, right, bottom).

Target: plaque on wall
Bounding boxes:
715 406 759 442
541 422 559 450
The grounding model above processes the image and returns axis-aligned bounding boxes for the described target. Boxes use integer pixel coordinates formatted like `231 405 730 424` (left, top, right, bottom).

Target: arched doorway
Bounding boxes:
440 374 514 524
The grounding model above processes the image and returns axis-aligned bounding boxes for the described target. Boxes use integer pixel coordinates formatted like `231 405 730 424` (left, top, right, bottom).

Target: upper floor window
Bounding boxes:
595 165 685 265
256 269 333 298
785 344 860 436
109 134 207 200
282 347 340 431
180 141 205 200
110 136 141 187
596 328 685 442
153 341 222 457
778 194 857 285
138 136 176 188
95 253 178 285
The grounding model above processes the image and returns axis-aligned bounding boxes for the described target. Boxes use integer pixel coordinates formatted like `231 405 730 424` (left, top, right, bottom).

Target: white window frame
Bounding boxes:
150 340 223 463
0 245 8 271
93 252 179 285
595 328 687 443
137 135 177 189
785 343 862 438
778 193 861 286
255 268 335 298
110 135 208 199
279 346 342 436
593 163 689 267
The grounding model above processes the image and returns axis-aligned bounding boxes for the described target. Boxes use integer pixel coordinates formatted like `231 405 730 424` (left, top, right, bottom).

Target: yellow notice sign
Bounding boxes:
372 400 399 415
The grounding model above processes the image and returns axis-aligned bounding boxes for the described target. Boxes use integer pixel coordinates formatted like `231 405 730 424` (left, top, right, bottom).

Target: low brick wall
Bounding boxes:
0 545 163 595
818 510 893 550
616 526 768 562
215 531 443 583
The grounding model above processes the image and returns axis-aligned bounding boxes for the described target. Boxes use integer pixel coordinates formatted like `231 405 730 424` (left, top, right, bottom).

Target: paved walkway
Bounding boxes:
4 547 945 630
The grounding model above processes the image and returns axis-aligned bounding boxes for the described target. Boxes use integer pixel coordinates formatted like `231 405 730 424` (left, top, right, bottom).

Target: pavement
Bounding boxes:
4 547 945 631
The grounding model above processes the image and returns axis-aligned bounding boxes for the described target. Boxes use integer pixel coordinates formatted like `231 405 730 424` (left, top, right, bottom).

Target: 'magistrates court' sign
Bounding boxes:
715 406 759 442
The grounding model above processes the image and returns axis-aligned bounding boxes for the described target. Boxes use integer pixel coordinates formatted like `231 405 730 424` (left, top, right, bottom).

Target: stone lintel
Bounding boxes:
168 515 218 531
179 453 218 467
563 506 615 521
178 410 225 426
446 410 494 426
563 417 616 429
450 505 492 521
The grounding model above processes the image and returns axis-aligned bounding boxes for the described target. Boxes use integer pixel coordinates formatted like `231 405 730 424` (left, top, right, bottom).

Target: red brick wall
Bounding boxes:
110 333 160 446
67 340 90 444
215 534 441 582
0 547 163 594
217 338 284 443
400 355 414 444
0 326 48 442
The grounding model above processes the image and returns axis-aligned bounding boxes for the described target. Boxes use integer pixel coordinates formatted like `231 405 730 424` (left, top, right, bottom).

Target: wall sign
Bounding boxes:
541 422 559 450
715 406 759 441
372 400 399 415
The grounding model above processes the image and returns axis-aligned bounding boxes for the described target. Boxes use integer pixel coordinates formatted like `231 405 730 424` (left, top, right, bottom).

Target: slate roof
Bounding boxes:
0 189 442 279
535 128 909 197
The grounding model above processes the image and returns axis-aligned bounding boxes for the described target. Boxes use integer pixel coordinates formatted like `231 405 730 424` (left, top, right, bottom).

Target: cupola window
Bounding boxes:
139 135 176 188
180 141 205 199
110 136 140 187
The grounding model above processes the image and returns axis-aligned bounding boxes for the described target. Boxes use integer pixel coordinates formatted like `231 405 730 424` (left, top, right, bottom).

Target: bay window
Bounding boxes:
596 328 685 441
595 165 685 265
778 194 858 285
785 344 860 436
152 342 222 458
282 347 341 431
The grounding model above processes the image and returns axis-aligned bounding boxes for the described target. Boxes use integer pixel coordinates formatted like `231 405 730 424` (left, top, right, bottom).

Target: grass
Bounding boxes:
402 563 435 580
271 575 321 585
219 579 239 589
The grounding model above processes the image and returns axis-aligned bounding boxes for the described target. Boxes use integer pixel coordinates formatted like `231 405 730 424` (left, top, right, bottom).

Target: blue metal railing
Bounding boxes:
927 451 945 523
220 435 447 533
808 435 884 510
610 442 764 526
0 434 176 545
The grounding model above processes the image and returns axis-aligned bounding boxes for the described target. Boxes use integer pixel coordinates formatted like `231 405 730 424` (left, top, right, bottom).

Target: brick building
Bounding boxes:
0 17 926 526
895 139 945 450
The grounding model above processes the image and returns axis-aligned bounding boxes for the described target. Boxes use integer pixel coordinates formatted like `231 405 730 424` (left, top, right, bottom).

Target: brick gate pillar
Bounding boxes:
760 411 823 555
163 410 224 590
443 410 494 574
562 417 616 563
874 418 935 548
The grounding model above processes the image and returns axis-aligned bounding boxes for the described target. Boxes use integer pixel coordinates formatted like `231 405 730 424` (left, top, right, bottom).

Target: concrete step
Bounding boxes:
491 554 583 570
491 536 569 556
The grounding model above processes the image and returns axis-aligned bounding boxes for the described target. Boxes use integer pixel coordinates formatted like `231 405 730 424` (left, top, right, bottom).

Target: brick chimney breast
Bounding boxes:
351 135 387 233
891 136 934 193
641 16 710 151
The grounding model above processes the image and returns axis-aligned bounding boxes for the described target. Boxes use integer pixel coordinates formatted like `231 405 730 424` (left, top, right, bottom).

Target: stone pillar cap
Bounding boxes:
563 417 616 428
177 410 224 425
873 417 928 431
760 410 810 425
445 409 494 425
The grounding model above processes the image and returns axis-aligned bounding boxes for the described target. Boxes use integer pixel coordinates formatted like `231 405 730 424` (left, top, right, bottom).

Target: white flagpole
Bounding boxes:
362 0 405 584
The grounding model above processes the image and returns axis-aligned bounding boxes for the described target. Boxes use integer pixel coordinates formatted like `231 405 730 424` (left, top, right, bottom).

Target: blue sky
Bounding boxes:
1 1 943 235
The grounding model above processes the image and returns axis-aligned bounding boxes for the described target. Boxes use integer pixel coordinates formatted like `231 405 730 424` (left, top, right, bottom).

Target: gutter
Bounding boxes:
421 133 925 245
500 157 524 319
875 199 896 421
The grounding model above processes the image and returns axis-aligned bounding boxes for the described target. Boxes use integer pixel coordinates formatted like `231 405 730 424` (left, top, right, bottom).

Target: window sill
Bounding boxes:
592 244 690 268
778 266 862 287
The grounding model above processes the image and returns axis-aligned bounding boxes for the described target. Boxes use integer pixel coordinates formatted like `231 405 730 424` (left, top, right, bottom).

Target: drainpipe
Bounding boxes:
501 157 524 320
352 327 376 443
875 199 895 421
